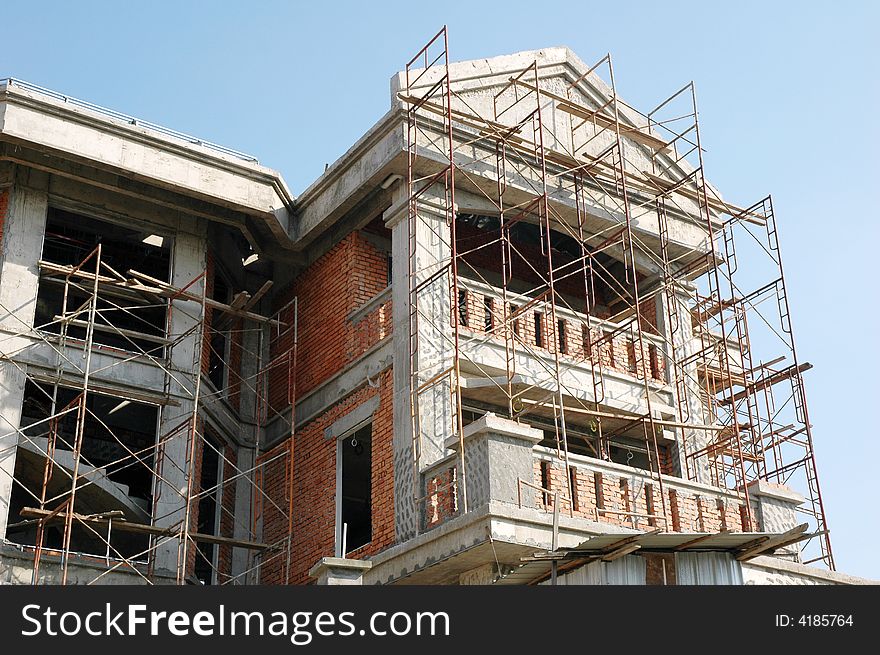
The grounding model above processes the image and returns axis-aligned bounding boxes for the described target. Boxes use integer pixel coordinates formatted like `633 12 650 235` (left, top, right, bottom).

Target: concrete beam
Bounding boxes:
0 84 293 219
291 111 405 248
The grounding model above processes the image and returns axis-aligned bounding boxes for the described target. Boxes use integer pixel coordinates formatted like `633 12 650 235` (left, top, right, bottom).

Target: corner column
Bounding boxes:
0 180 48 539
152 226 207 575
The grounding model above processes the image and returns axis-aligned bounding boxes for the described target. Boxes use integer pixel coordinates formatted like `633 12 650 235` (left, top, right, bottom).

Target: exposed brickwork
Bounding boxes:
269 231 390 412
533 459 752 534
349 297 392 363
644 553 677 585
255 227 394 584
657 445 675 476
424 466 458 530
254 438 293 577
216 444 238 583
457 286 666 384
259 369 394 585
0 190 8 246
227 318 243 412
201 250 215 376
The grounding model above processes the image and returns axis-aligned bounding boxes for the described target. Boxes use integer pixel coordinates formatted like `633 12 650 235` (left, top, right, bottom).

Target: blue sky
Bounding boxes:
3 1 878 579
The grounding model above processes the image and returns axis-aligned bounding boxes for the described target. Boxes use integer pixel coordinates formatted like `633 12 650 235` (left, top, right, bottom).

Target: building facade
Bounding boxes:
0 37 869 586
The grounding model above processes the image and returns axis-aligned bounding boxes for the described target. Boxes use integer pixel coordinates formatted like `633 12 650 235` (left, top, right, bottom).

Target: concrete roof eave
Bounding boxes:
290 108 407 249
0 81 295 248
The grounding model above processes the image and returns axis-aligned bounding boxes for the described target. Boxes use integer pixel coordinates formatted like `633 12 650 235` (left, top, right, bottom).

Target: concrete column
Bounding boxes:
747 480 805 561
308 557 372 585
444 413 543 511
153 227 206 574
230 319 260 580
0 183 48 539
389 195 414 543
411 189 454 468
389 183 456 543
230 444 255 581
658 286 711 484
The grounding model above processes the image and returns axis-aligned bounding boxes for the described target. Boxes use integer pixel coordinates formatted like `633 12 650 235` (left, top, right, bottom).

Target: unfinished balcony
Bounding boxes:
454 276 672 422
366 411 809 585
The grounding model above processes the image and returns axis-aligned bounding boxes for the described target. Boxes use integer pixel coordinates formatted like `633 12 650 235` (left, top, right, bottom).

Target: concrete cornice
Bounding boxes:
745 555 878 586
445 412 543 450
747 480 805 505
1 81 293 200
0 82 296 245
294 108 402 210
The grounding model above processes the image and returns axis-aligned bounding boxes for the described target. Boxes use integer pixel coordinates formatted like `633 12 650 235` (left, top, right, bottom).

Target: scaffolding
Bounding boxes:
403 27 833 568
0 235 298 584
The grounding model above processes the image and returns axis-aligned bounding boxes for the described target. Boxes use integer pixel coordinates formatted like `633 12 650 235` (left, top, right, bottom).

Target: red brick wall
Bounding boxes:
227 317 243 412
201 250 215 375
269 231 390 411
457 286 666 384
533 459 752 534
424 466 458 530
349 297 392 364
0 190 8 245
253 438 293 579
216 444 238 583
259 368 394 585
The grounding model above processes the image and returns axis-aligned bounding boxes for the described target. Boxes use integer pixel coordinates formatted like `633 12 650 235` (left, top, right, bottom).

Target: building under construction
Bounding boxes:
0 29 869 586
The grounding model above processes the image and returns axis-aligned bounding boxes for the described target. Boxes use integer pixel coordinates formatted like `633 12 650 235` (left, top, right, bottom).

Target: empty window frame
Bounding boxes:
35 208 171 354
568 466 579 511
539 460 552 506
9 381 158 558
626 337 638 373
207 266 232 390
457 290 468 327
337 423 372 554
194 432 223 585
558 319 567 354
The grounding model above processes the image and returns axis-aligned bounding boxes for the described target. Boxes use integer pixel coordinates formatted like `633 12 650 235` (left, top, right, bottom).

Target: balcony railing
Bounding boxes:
456 277 667 385
529 448 756 533
418 438 756 535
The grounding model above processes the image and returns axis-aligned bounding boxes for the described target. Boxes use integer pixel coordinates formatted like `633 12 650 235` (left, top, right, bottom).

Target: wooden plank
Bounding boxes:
691 297 737 323
735 523 809 561
674 530 728 551
25 370 180 407
127 270 281 326
214 290 251 331
242 280 273 313
40 261 163 292
507 77 673 154
55 316 172 346
516 398 727 432
601 542 642 561
20 507 269 551
719 363 813 406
